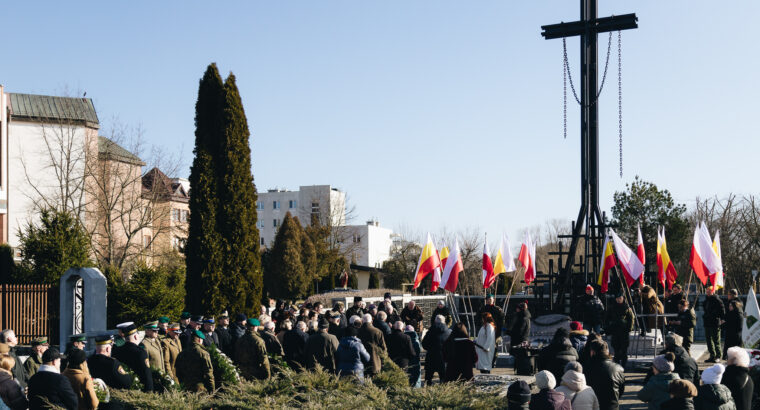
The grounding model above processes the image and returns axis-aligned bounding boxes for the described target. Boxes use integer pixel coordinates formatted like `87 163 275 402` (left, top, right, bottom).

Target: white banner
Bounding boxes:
742 287 760 348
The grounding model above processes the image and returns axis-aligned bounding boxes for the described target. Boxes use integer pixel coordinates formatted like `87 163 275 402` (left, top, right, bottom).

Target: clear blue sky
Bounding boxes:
3 1 759 243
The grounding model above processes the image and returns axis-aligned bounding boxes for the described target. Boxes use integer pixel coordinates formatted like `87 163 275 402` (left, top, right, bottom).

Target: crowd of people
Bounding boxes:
0 286 755 410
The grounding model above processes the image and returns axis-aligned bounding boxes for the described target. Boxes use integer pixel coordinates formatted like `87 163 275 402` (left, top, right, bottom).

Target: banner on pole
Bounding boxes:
742 287 760 348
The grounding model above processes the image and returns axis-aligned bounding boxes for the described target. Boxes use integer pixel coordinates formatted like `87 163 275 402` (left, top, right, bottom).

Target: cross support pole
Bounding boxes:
541 1 637 310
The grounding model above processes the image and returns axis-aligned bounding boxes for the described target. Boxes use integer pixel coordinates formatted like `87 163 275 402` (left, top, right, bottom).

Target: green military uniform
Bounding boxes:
162 323 183 382
24 337 48 377
675 307 696 353
175 330 215 392
140 321 166 372
234 323 271 380
606 299 634 367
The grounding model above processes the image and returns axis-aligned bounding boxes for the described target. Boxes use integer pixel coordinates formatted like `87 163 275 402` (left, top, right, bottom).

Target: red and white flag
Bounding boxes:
413 233 441 289
636 224 646 285
518 232 536 285
482 238 494 289
610 229 645 286
441 239 464 292
689 222 722 288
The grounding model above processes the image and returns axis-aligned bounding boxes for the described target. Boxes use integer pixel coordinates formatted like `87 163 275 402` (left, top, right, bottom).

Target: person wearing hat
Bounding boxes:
606 292 634 367
659 333 699 386
229 313 247 353
670 299 697 354
704 286 726 362
422 314 451 385
568 321 588 353
112 322 154 392
531 370 572 409
157 316 170 337
27 347 78 410
305 318 339 373
234 319 270 381
62 348 99 410
401 301 424 334
140 321 166 373
215 311 233 356
581 285 605 334
87 335 133 390
638 352 680 410
693 364 735 410
327 312 343 340
175 330 215 392
430 300 452 327
662 379 698 410
345 297 366 319
332 302 348 330
507 380 531 409
180 315 203 349
475 294 504 340
179 312 192 332
201 317 219 348
724 294 744 359
61 334 88 371
24 337 49 378
161 323 183 383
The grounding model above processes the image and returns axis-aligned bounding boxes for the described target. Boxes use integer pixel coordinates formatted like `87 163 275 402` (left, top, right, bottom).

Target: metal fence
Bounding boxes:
0 284 53 344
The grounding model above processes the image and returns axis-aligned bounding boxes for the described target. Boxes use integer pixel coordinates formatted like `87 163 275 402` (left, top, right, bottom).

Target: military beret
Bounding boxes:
31 337 49 346
158 316 170 324
69 334 87 343
193 330 206 340
143 321 159 330
180 312 191 320
95 335 114 345
247 318 261 327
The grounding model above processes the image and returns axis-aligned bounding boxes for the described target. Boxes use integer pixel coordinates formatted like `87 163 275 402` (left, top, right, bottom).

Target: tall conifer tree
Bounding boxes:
185 64 226 314
217 74 262 312
266 213 308 299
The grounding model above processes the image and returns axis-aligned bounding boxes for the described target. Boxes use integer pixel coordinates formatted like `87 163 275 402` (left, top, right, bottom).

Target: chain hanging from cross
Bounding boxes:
562 30 624 178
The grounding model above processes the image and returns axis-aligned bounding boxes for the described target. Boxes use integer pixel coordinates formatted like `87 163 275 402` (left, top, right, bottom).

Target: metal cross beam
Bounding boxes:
541 1 637 310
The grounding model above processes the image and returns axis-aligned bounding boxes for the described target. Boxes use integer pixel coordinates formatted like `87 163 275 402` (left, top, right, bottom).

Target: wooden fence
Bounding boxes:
0 284 53 344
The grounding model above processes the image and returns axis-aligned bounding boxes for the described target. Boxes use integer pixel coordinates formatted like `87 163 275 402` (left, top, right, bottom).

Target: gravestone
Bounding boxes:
59 267 107 352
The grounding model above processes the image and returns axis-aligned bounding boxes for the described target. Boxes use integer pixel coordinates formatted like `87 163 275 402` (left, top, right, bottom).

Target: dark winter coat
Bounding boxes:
305 331 339 372
721 365 754 410
529 388 572 410
358 323 387 376
421 321 451 372
538 339 579 382
259 330 284 356
7 348 26 389
661 345 699 385
703 295 726 327
724 303 744 349
283 328 309 370
386 329 415 370
509 309 531 347
400 306 424 332
27 367 78 410
637 372 680 410
215 326 233 356
0 371 27 410
113 341 153 392
676 308 697 345
476 304 505 333
662 397 695 410
581 294 605 328
443 336 477 382
585 357 626 410
406 330 421 369
664 292 685 314
695 383 737 410
335 336 370 377
87 354 132 389
430 306 452 327
373 318 391 338
328 322 343 340
568 330 589 353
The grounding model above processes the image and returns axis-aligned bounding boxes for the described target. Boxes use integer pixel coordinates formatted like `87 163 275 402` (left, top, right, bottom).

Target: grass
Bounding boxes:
107 358 508 409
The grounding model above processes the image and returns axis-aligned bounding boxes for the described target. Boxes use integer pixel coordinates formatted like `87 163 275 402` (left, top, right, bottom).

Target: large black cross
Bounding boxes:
541 1 637 308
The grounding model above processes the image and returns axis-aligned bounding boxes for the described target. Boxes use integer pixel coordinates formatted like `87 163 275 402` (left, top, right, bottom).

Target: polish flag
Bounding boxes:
636 224 646 285
482 239 494 289
488 234 516 288
441 239 464 292
431 244 446 292
689 222 722 287
610 229 645 286
413 233 441 289
518 232 536 285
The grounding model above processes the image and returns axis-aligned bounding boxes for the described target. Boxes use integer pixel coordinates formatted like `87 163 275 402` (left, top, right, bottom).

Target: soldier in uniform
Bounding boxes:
179 312 192 332
202 317 220 348
215 311 233 356
23 337 49 378
606 293 634 368
670 299 696 354
175 330 215 392
703 286 726 362
140 321 165 372
235 318 271 380
61 334 87 370
87 335 133 389
162 323 183 383
180 316 203 349
158 316 170 337
345 297 366 319
112 322 154 392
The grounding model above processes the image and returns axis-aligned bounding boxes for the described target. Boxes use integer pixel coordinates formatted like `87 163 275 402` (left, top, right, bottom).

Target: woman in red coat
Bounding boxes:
443 323 478 382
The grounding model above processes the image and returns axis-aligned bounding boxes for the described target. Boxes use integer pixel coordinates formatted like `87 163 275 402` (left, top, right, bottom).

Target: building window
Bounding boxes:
172 209 180 222
258 221 264 228
273 219 279 227
352 234 361 244
273 201 280 209
260 237 265 246
181 210 188 222
257 201 264 210
289 200 297 209
143 235 152 250
172 237 186 251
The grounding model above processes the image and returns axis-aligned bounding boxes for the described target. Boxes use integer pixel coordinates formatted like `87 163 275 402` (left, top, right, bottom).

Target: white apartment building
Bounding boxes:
339 220 393 268
257 185 346 247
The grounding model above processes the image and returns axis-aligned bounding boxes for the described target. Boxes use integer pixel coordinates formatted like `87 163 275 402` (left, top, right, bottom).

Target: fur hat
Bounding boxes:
669 379 698 398
701 364 726 385
652 354 674 373
535 370 556 389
